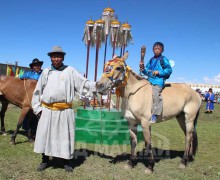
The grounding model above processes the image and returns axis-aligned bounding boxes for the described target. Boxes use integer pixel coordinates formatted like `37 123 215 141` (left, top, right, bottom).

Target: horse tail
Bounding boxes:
192 108 200 156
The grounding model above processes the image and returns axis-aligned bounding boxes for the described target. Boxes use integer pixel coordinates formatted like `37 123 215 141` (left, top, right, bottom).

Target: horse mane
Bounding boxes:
130 70 150 85
130 70 145 80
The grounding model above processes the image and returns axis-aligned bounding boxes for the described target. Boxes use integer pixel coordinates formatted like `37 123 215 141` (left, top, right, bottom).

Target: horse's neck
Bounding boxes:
120 70 149 97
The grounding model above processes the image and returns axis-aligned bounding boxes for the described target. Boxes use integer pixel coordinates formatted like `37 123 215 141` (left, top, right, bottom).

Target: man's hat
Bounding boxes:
29 58 43 68
47 46 66 56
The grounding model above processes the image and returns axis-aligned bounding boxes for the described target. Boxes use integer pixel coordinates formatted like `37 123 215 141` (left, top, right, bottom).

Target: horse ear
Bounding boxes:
122 51 129 61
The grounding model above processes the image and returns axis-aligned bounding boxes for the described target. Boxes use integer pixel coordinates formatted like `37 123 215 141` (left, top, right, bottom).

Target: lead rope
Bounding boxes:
24 79 31 106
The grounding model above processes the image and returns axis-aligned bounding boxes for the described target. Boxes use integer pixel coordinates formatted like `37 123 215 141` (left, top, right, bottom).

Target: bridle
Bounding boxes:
102 58 132 89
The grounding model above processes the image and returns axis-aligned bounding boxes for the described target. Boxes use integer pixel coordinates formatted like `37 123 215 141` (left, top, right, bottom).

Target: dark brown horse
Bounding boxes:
0 75 37 144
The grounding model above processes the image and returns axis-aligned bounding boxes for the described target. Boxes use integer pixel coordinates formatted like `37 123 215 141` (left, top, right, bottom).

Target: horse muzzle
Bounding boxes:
96 80 112 95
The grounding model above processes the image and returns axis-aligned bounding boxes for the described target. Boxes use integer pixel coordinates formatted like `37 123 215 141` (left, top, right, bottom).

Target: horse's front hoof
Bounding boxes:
124 160 136 170
10 138 16 145
124 163 133 170
179 163 186 169
188 155 194 162
10 141 16 145
28 139 35 143
1 132 7 136
145 168 153 175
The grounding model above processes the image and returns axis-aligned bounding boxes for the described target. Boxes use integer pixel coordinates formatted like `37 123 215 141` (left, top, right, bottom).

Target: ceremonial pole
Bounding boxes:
93 19 105 109
101 7 115 110
82 19 95 108
82 19 95 78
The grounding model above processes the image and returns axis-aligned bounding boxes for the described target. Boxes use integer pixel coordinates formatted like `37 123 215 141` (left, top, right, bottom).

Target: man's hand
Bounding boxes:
36 111 42 119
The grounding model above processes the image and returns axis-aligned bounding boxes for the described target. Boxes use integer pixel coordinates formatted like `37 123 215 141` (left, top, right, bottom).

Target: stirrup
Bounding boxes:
149 115 157 124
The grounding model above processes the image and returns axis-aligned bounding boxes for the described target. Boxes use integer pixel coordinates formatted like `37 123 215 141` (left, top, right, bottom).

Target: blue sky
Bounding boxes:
1 0 220 84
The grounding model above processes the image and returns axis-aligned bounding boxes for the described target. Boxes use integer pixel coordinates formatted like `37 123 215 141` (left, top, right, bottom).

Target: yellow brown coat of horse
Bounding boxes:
97 52 202 174
0 75 37 144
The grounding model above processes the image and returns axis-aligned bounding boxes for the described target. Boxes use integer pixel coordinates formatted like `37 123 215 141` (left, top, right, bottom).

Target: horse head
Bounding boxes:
97 52 130 95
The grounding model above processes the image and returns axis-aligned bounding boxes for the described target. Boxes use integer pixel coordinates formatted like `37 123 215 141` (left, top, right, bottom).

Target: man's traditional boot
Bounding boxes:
37 154 49 171
64 159 73 172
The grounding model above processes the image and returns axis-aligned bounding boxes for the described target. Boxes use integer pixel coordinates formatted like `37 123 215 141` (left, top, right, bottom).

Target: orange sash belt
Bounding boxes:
41 101 73 110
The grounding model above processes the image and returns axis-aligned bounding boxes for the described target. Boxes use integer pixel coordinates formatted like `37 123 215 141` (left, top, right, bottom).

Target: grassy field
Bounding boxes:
0 102 220 179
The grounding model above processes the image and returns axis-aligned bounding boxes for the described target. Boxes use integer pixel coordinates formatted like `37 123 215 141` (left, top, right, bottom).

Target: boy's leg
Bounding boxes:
151 85 163 123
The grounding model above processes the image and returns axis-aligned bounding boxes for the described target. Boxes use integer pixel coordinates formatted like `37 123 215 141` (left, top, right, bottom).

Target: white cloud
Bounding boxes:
213 74 220 83
203 74 220 84
203 76 212 83
172 75 220 84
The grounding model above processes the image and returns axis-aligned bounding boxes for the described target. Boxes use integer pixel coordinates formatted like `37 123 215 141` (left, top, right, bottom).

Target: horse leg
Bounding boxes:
0 98 9 135
176 112 197 168
25 110 33 142
27 110 38 143
141 121 154 174
125 123 137 169
188 111 199 162
11 107 30 145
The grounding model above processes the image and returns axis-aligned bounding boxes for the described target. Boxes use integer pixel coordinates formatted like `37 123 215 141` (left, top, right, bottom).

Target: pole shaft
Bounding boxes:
103 34 108 72
85 40 91 78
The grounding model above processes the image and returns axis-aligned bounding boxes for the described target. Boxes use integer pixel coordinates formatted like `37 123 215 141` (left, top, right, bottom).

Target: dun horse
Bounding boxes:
0 75 37 144
96 52 202 174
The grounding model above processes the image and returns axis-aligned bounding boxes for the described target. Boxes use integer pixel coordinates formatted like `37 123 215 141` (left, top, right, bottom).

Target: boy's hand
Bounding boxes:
152 71 159 76
139 62 145 71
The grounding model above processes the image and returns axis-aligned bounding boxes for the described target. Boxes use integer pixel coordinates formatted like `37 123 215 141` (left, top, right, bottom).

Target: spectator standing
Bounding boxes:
205 88 215 113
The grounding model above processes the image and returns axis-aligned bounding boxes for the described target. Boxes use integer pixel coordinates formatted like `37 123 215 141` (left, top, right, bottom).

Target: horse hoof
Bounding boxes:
10 141 15 145
145 168 153 175
179 163 186 169
28 139 35 143
2 132 7 136
124 164 132 170
10 139 16 145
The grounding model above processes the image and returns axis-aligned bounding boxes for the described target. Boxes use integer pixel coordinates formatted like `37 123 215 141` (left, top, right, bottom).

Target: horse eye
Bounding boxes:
105 65 113 74
116 67 121 71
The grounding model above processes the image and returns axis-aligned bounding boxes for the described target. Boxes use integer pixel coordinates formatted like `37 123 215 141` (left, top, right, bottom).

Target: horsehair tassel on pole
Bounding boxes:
120 22 133 56
102 6 115 72
82 19 95 79
110 19 121 58
140 45 146 75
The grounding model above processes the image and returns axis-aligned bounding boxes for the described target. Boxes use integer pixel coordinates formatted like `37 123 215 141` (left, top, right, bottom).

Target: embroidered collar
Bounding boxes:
51 64 68 71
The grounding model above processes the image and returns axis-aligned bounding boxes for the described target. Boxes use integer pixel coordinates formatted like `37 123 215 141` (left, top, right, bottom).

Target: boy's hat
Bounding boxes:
153 42 164 51
29 58 43 68
47 46 66 56
209 88 213 91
